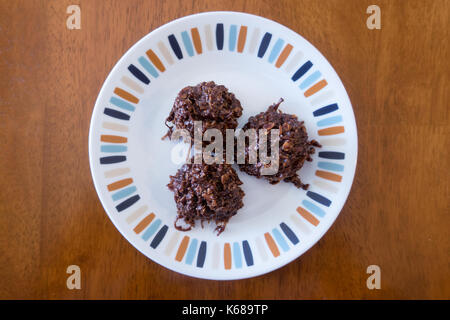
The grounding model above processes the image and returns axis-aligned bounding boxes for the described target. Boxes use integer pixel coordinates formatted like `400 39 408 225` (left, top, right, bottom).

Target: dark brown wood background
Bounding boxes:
0 0 448 299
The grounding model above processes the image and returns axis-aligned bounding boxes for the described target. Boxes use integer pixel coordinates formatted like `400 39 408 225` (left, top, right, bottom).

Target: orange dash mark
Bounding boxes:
145 49 166 72
275 44 293 68
175 236 190 262
315 170 343 182
107 178 133 191
191 28 202 54
318 126 345 136
296 207 320 226
237 26 248 53
264 233 280 257
133 213 155 234
101 135 128 143
224 243 232 269
304 79 328 97
114 87 139 104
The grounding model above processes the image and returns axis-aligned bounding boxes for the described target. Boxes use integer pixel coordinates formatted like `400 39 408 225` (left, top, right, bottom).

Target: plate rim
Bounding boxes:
88 10 358 280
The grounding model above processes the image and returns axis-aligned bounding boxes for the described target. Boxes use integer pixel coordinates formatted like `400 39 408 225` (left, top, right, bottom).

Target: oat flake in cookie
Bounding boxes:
163 81 243 142
167 161 245 235
239 98 321 189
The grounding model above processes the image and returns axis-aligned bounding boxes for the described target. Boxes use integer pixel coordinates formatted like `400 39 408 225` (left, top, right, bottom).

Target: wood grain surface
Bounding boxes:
0 0 448 299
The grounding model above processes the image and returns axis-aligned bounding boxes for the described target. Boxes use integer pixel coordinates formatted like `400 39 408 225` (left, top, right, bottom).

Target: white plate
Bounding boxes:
89 11 357 280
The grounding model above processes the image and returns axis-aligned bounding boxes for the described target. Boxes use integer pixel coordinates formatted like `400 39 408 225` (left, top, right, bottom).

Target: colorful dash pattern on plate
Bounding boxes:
98 22 347 270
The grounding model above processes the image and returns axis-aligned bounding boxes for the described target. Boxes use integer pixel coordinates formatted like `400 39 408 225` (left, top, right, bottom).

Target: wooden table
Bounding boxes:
0 0 448 299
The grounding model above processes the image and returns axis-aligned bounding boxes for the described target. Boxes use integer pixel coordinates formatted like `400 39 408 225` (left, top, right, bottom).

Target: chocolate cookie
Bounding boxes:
238 99 321 189
168 161 245 235
164 81 243 143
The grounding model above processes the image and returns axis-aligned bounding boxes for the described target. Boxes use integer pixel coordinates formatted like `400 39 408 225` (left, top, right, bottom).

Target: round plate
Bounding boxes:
89 11 357 280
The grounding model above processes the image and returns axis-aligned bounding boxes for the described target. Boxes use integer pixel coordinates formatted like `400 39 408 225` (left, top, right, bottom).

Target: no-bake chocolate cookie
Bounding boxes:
164 81 243 142
167 161 245 235
238 99 321 189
